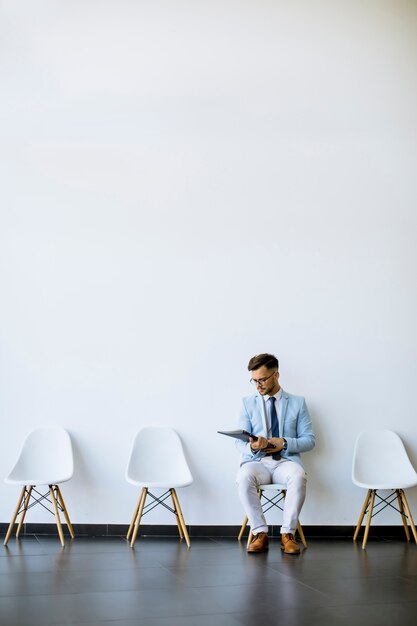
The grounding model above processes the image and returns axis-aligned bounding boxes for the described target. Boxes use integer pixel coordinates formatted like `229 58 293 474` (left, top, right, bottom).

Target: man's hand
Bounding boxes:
249 435 269 451
264 437 286 453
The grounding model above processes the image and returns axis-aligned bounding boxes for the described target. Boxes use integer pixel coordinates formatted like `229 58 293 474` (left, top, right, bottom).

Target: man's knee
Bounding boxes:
237 464 267 489
286 467 307 489
237 469 257 488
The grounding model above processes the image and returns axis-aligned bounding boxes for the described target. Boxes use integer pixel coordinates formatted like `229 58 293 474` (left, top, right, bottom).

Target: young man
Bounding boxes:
236 353 315 554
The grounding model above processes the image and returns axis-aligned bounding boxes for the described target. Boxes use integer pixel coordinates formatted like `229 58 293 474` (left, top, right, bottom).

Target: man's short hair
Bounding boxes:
247 353 279 372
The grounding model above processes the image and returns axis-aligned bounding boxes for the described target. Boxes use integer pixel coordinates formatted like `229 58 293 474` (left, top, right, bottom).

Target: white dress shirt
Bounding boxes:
263 387 283 437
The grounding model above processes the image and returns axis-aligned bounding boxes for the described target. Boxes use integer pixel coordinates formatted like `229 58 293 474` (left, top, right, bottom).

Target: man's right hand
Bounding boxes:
249 435 269 451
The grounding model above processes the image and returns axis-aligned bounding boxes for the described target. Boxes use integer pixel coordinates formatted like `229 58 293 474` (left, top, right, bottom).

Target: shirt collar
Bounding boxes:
264 387 283 402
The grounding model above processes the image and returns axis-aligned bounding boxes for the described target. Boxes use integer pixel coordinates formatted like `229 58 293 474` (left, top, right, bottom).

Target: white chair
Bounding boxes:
238 483 308 549
126 427 193 547
352 429 417 549
4 427 75 547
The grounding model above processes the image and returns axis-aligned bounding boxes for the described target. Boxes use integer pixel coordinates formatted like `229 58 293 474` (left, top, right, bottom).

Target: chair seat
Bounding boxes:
353 479 417 490
5 476 72 486
258 483 286 491
126 478 193 489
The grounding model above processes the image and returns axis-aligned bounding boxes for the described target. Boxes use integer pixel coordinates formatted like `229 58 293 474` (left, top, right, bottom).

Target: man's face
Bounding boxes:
250 366 280 396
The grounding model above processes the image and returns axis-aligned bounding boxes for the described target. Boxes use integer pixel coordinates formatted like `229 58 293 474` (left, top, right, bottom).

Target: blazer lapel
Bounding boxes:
280 390 289 437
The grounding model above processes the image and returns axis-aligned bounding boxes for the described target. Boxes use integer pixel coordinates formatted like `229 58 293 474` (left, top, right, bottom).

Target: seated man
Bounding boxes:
236 353 315 554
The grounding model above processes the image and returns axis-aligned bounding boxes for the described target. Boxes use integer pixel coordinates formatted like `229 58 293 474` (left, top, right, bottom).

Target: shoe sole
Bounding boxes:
280 546 300 554
247 548 269 554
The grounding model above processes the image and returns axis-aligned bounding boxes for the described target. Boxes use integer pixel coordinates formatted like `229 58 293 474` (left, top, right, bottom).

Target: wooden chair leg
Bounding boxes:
396 489 410 541
171 488 191 548
362 489 375 549
56 485 75 539
353 489 372 541
50 486 65 547
130 487 148 547
176 516 184 540
296 521 308 548
127 488 145 541
4 486 27 546
400 489 417 544
238 516 248 541
170 489 184 539
127 488 146 541
16 486 33 539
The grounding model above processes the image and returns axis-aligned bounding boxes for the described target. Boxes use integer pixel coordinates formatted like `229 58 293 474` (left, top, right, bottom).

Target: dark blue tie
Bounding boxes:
269 397 279 437
269 397 280 459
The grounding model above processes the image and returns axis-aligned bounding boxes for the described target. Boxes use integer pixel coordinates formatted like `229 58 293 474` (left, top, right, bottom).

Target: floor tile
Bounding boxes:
166 562 290 588
233 601 417 626
0 588 221 624
51 616 242 626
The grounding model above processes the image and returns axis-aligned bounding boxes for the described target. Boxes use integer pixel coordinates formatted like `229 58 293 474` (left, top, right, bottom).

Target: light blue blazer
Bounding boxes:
236 388 315 468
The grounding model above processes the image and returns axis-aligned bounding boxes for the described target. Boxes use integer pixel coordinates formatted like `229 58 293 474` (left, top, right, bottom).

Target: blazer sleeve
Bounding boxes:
285 398 315 454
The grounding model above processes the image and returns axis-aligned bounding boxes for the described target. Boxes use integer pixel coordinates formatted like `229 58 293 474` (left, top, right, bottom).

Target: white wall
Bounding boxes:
1 0 417 526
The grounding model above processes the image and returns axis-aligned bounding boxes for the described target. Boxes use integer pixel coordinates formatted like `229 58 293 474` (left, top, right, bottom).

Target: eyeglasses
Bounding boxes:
250 371 277 386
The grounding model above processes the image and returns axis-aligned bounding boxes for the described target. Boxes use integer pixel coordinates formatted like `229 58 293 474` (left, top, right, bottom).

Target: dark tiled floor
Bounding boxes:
1 535 417 625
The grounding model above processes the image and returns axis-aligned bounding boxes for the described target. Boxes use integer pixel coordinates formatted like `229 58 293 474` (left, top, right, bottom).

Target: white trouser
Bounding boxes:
237 458 307 535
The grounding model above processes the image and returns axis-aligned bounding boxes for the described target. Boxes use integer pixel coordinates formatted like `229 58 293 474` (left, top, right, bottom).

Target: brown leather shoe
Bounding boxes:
247 532 269 553
281 533 300 554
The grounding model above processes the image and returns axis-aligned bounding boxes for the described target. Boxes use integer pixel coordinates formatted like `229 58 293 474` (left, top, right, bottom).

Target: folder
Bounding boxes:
217 429 255 442
217 430 277 449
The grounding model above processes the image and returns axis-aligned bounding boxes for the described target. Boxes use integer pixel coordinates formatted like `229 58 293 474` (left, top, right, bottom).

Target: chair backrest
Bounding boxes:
5 427 74 486
352 429 417 489
126 427 193 488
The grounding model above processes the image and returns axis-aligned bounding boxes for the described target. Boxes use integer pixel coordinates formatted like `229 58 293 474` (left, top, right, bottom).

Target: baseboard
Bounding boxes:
0 523 411 539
